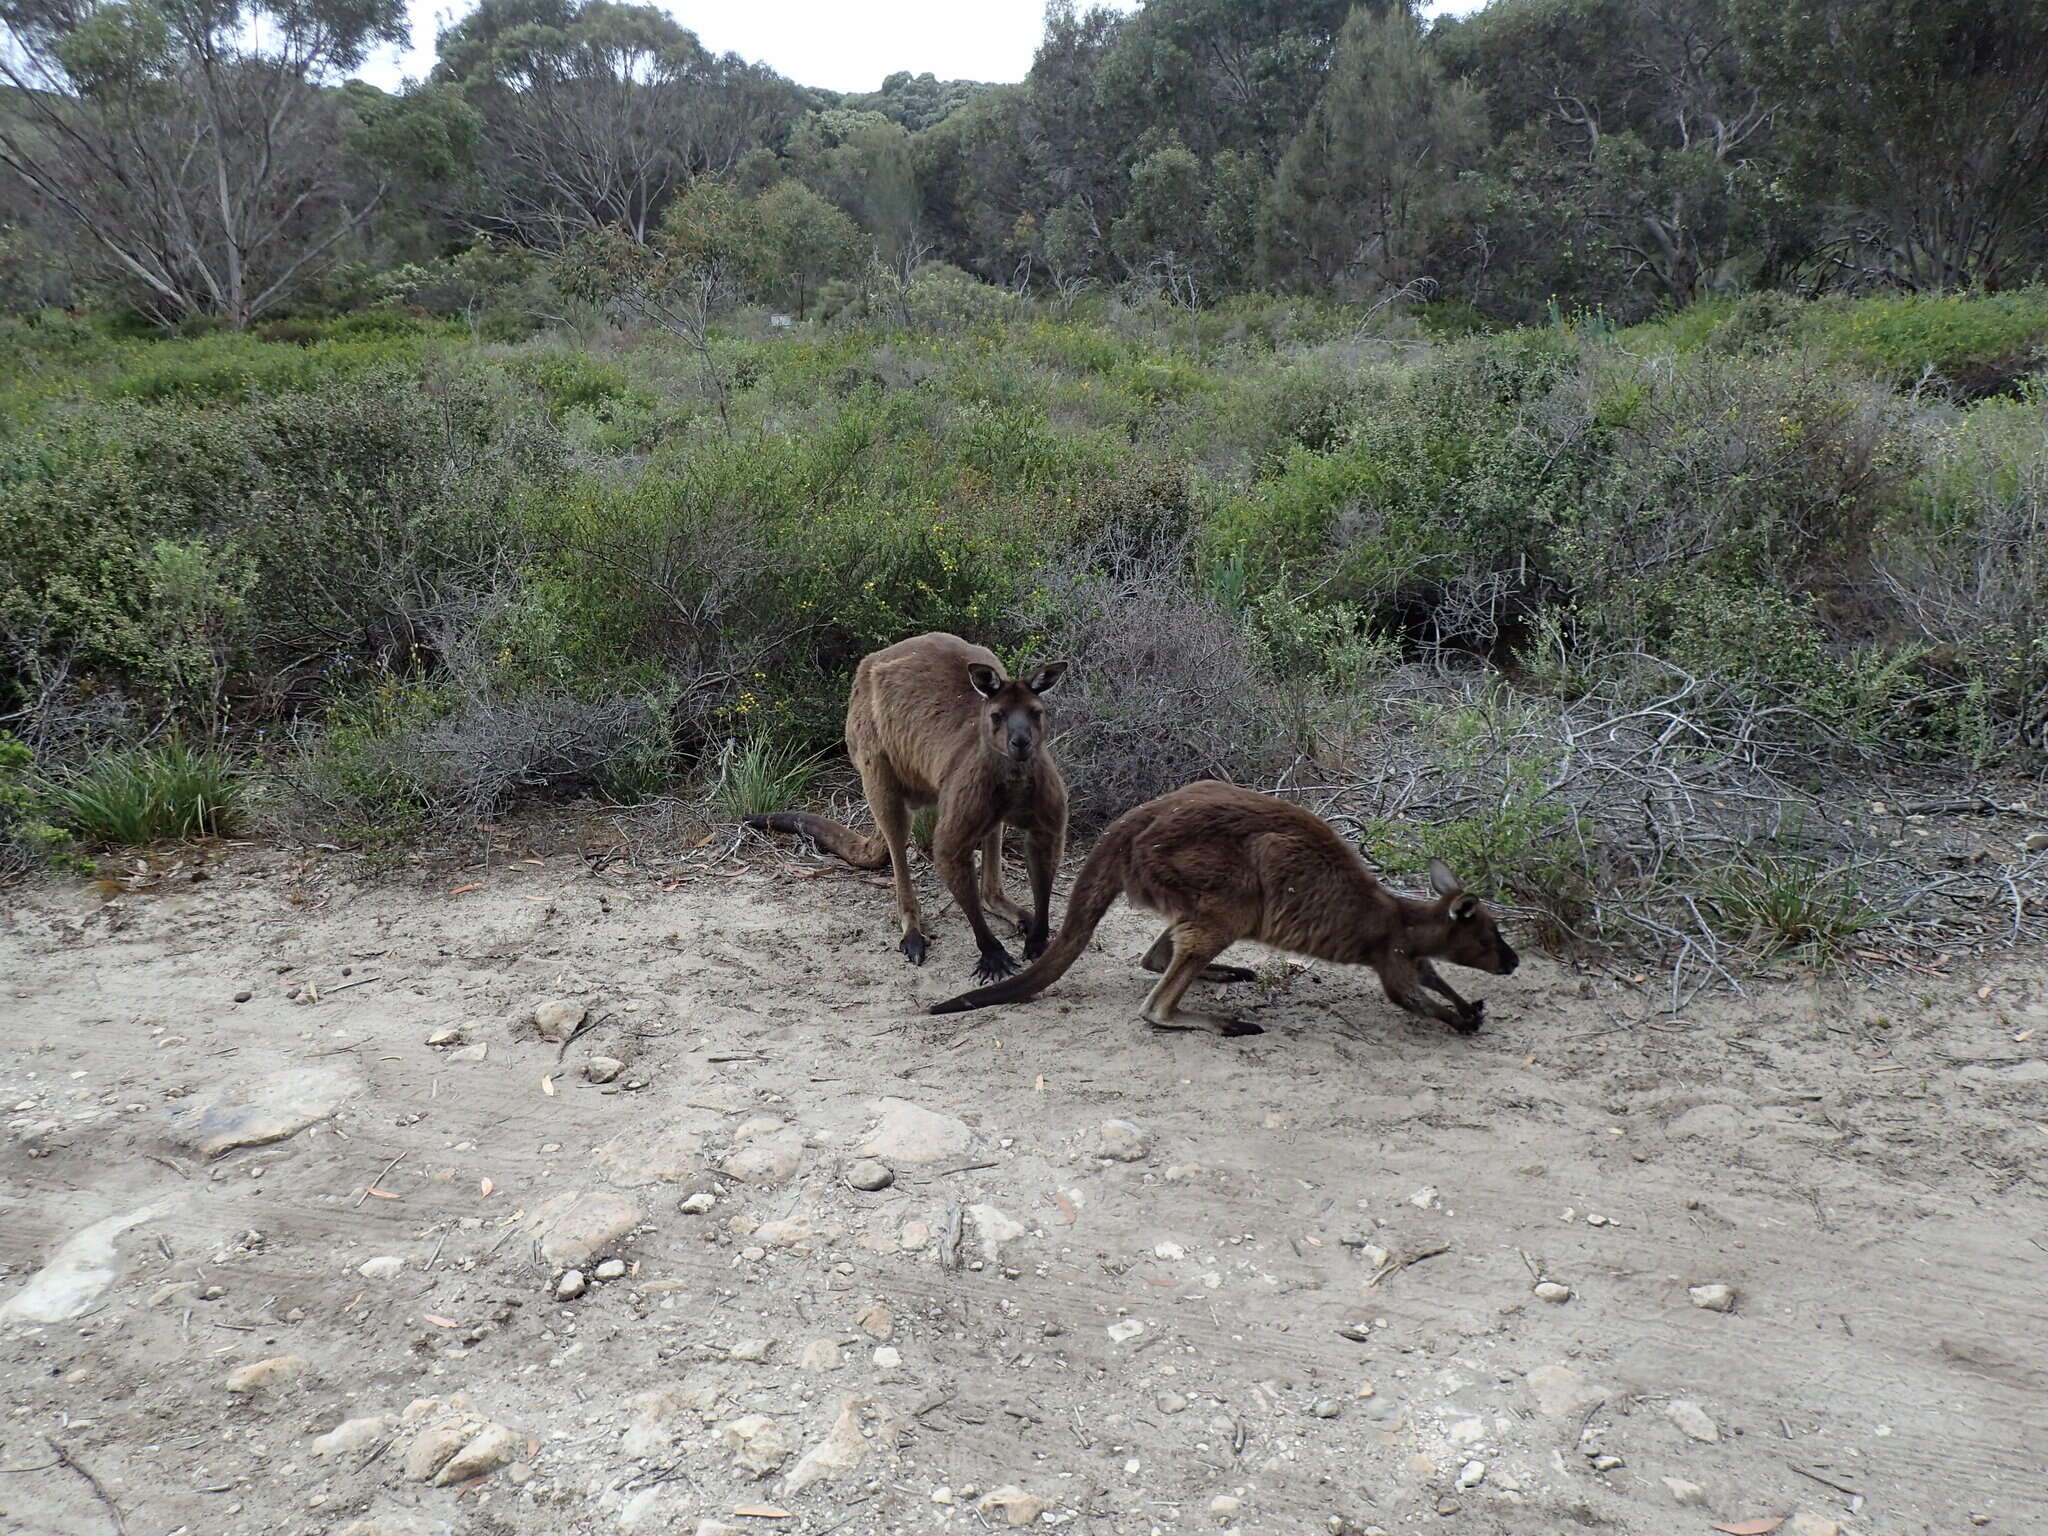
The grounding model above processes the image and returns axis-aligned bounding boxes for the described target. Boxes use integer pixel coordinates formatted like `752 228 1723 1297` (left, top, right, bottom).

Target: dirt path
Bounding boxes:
2 841 2044 1536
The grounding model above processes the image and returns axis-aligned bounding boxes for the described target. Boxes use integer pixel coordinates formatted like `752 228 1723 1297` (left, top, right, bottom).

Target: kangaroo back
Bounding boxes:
928 812 1135 1014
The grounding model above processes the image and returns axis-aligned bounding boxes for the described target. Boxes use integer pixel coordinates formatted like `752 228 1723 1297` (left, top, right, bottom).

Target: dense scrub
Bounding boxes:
2 286 2044 974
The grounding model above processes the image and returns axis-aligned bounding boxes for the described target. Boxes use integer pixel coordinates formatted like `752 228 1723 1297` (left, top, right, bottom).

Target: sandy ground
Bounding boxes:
2 829 2045 1536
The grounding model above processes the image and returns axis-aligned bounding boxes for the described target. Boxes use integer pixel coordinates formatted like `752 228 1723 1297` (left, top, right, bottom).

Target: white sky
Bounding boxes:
359 0 1486 94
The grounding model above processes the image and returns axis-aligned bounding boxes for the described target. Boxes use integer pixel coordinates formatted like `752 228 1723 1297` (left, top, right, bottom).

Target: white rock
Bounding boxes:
448 1043 488 1063
979 1486 1048 1528
555 1270 588 1300
1107 1320 1145 1343
529 1191 644 1267
1787 1516 1840 1536
435 1423 517 1485
426 1028 463 1046
1525 1364 1603 1418
855 1302 894 1339
720 1130 803 1185
729 1337 774 1363
1534 1282 1572 1304
799 1339 844 1372
782 1395 871 1494
679 1191 716 1214
845 1158 895 1191
400 1421 474 1481
1096 1119 1150 1161
1688 1283 1737 1312
858 1099 974 1166
169 1068 362 1158
1457 1461 1486 1489
594 1258 627 1281
532 999 586 1041
585 1056 625 1084
1 1202 166 1325
874 1346 902 1369
1661 1476 1706 1506
311 1415 392 1456
1665 1399 1720 1443
357 1255 405 1281
968 1202 1026 1262
224 1355 307 1393
718 1414 790 1478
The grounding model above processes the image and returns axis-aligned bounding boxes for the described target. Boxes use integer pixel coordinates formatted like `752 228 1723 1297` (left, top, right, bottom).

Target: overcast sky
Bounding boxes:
358 0 1486 94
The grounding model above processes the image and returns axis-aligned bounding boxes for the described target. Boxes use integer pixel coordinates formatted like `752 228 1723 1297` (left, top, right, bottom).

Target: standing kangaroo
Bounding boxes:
747 633 1069 982
929 779 1517 1034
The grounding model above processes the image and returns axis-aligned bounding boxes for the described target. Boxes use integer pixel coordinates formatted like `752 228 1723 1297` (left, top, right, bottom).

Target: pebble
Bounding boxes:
435 1423 517 1485
233 989 253 1003
555 1269 588 1300
1664 1399 1719 1443
720 1127 804 1185
899 1220 931 1251
169 1067 361 1158
426 1028 463 1046
532 998 586 1041
531 1191 643 1266
1661 1477 1706 1506
978 1487 1048 1528
1158 1392 1189 1414
856 1303 895 1339
680 1191 716 1214
1311 1398 1343 1419
845 1158 895 1191
1787 1515 1840 1536
448 1043 488 1063
874 1346 902 1368
595 1258 627 1281
858 1099 974 1165
1533 1282 1573 1304
1096 1118 1150 1162
357 1255 404 1281
1106 1320 1144 1343
1457 1461 1487 1489
1210 1495 1243 1516
1591 1454 1625 1472
729 1337 774 1362
311 1415 392 1455
742 1245 767 1262
2026 830 2048 852
1688 1283 1737 1312
223 1355 307 1393
800 1339 844 1372
1525 1364 1602 1419
717 1414 790 1478
784 1394 871 1493
585 1056 625 1084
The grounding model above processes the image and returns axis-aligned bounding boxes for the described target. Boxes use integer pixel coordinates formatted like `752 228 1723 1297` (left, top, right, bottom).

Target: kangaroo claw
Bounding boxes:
900 933 929 967
973 948 1020 983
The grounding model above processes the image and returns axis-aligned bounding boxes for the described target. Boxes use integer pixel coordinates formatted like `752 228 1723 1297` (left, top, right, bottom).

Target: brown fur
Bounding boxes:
929 779 1518 1035
747 632 1069 981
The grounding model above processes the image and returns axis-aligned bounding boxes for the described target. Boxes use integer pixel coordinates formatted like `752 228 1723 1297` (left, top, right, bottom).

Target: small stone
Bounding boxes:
858 1099 974 1165
721 1130 804 1185
729 1337 774 1363
357 1255 404 1281
1435 1497 1461 1516
1096 1118 1150 1162
978 1486 1048 1528
233 990 253 1003
1661 1477 1706 1507
1534 1282 1572 1304
224 1355 307 1393
1106 1319 1144 1343
400 1422 472 1481
532 999 586 1041
1457 1461 1486 1489
311 1415 391 1455
680 1191 715 1214
783 1394 871 1494
845 1158 895 1191
595 1258 627 1281
2025 830 2048 852
1210 1495 1243 1515
1157 1392 1189 1414
1311 1397 1343 1419
1525 1365 1602 1419
856 1303 895 1339
756 1215 819 1248
169 1067 361 1158
741 1245 767 1262
1688 1283 1737 1312
531 1191 643 1266
1591 1454 1625 1472
585 1056 625 1084
718 1414 790 1478
448 1043 488 1063
1665 1399 1719 1443
873 1345 902 1368
435 1423 517 1485
427 1028 463 1046
899 1220 931 1251
1585 1213 1610 1226
1787 1516 1839 1536
555 1270 588 1300
800 1339 844 1372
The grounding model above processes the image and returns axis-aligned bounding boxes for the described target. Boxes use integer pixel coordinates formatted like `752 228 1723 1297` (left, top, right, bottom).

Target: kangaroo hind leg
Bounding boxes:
978 826 1027 934
864 764 927 965
1141 928 1256 984
1141 924 1262 1037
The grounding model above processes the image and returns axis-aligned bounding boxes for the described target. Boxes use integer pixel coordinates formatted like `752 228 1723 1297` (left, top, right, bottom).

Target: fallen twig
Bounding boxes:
44 1438 126 1535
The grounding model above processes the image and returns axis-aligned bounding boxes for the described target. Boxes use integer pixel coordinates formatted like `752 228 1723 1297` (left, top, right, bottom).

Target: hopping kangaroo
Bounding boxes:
747 633 1069 981
930 779 1517 1034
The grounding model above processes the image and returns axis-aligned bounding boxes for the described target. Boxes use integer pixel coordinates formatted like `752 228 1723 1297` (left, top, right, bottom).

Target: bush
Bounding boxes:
47 741 243 847
0 732 78 876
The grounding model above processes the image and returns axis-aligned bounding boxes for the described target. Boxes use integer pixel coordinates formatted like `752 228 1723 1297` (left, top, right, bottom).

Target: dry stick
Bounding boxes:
354 1151 407 1208
43 1438 126 1535
1787 1463 1863 1500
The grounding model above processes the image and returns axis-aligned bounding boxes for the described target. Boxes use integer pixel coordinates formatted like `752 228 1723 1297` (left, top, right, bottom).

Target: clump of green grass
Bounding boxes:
47 742 243 847
1703 855 1877 963
713 737 824 822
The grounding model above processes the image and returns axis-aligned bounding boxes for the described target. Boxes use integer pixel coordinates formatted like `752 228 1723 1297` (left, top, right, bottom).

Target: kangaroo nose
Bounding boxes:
1009 737 1033 760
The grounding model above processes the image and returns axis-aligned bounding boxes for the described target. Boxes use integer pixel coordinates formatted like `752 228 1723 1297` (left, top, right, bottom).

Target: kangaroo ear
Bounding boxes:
1024 660 1069 695
1427 858 1461 898
966 663 1004 699
1448 893 1481 922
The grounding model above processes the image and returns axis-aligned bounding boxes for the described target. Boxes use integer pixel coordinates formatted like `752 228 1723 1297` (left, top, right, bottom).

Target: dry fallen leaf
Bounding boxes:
479 1177 495 1198
1977 982 1996 1000
422 1314 459 1328
2015 1028 2035 1042
366 1186 400 1200
449 882 484 897
1051 1192 1077 1225
541 1076 556 1096
1711 1519 1784 1535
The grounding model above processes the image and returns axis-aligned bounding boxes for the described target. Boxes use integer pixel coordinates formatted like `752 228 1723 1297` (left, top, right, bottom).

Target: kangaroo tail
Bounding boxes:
743 812 891 871
928 815 1135 1015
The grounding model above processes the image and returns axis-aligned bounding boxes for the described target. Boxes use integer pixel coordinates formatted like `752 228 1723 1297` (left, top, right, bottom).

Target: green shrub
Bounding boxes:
712 736 824 821
0 732 80 876
47 741 243 846
1703 854 1876 963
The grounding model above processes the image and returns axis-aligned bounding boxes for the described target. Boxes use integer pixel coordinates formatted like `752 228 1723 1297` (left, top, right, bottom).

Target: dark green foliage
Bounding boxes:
46 741 243 847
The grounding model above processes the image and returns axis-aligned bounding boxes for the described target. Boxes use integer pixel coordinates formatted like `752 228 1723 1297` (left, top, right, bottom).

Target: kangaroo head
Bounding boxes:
1425 858 1519 974
967 660 1068 766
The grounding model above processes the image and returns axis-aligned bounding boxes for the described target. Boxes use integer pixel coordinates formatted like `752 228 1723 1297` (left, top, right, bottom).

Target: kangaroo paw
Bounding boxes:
1146 1011 1263 1037
900 932 929 967
1455 998 1486 1035
972 946 1020 983
1022 930 1050 962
